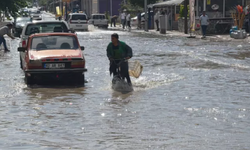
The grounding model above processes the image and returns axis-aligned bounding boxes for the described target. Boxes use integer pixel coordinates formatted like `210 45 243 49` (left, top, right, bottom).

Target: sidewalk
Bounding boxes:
108 26 250 42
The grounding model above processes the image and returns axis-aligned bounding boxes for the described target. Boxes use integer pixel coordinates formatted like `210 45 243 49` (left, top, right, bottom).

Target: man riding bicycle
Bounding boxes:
106 33 133 86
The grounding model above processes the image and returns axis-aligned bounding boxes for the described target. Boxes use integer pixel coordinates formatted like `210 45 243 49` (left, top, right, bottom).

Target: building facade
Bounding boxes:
98 0 123 16
80 0 98 16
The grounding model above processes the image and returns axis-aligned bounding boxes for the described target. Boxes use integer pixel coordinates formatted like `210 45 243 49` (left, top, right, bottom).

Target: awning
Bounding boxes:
153 0 184 7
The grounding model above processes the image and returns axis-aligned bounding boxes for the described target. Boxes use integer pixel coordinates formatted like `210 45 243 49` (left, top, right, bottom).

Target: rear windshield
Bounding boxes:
31 35 79 50
30 11 40 14
92 15 105 19
25 23 68 35
72 15 87 20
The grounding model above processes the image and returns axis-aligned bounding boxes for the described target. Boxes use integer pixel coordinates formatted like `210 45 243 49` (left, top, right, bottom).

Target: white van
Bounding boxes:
88 14 108 29
68 13 88 31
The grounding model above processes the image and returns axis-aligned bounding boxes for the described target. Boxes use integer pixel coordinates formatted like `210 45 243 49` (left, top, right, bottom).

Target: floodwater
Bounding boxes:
0 12 249 150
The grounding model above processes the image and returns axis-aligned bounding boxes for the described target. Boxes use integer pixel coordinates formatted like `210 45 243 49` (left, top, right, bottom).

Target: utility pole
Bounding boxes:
110 0 113 16
144 0 148 32
184 0 188 34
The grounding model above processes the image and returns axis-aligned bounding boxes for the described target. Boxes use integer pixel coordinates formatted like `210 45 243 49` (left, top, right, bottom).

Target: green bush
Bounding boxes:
179 5 190 18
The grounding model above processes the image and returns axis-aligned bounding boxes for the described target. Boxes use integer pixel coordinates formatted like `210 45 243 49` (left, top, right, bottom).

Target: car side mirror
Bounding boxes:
80 46 85 51
18 47 27 52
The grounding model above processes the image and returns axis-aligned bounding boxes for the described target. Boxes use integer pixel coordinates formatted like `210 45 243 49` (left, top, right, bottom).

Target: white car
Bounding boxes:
68 13 89 31
131 13 146 27
88 14 108 28
131 12 153 27
29 9 42 20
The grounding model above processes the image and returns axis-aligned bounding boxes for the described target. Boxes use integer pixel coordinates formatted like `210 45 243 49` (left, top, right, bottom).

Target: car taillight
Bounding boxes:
71 61 85 68
22 40 26 47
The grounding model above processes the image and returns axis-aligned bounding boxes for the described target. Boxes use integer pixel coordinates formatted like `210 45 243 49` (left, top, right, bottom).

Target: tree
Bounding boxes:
38 0 48 7
128 0 158 8
0 0 30 16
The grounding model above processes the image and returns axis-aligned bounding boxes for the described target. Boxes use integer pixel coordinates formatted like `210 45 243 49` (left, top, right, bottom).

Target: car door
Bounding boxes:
92 15 97 25
99 15 105 25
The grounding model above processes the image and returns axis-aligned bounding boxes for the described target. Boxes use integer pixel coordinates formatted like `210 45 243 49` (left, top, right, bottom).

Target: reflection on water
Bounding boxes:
0 19 249 149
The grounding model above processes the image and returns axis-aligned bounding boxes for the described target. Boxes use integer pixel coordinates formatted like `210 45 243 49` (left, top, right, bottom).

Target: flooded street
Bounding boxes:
0 13 249 150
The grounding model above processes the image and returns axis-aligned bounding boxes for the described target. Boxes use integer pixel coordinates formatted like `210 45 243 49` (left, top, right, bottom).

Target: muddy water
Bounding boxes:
0 13 249 150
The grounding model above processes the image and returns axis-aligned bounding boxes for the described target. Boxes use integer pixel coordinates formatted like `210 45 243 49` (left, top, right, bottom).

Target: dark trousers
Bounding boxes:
0 37 8 50
111 18 116 27
122 19 126 29
127 21 131 28
155 20 159 31
138 20 141 29
201 25 207 36
110 60 131 84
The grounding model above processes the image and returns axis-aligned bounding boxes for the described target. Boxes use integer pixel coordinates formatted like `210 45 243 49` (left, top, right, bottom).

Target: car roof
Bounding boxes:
92 14 105 15
70 13 87 15
29 33 77 38
26 20 67 25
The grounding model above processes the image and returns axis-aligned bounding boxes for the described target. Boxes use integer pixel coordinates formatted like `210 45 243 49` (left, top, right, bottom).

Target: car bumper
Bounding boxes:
69 24 88 30
25 68 87 74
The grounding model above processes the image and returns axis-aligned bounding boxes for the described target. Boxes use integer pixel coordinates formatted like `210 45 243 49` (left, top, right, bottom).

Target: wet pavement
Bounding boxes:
0 12 249 150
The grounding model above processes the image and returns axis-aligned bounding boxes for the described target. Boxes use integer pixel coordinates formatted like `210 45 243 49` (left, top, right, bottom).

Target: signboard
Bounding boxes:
207 0 211 5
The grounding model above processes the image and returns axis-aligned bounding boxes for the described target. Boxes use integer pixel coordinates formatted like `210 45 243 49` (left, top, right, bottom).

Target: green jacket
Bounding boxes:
106 41 133 59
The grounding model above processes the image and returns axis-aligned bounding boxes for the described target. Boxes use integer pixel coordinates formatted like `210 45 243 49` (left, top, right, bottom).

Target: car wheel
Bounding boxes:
25 74 34 85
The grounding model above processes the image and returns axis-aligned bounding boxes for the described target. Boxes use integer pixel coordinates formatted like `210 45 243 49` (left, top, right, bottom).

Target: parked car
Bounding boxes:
88 14 108 28
14 17 32 37
19 20 72 48
18 33 87 85
29 9 42 20
67 13 89 31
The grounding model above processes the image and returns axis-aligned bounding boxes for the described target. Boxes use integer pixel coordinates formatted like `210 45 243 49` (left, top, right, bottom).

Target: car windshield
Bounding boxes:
92 15 105 19
25 23 68 35
30 11 40 14
31 35 79 51
72 15 87 20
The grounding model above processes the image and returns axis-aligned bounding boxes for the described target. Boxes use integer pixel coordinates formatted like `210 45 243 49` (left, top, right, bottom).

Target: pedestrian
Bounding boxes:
126 12 131 29
137 11 142 29
200 11 209 38
0 23 15 52
106 33 133 86
154 9 160 31
121 12 126 29
111 15 117 27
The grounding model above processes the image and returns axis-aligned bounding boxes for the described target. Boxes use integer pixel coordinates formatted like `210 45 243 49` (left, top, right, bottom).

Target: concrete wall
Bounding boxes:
98 0 122 16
